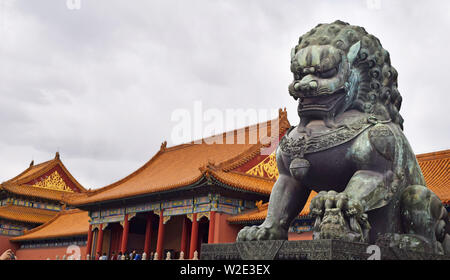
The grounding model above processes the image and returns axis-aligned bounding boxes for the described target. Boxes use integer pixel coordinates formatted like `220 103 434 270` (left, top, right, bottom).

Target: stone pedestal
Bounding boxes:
200 240 450 260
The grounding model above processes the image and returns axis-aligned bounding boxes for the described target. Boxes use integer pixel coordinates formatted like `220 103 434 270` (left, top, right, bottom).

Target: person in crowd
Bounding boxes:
110 251 116 260
130 250 136 260
133 251 142 260
117 251 123 260
0 249 16 260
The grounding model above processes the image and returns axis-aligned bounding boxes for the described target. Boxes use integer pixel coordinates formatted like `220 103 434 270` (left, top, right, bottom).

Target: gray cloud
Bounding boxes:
0 0 449 189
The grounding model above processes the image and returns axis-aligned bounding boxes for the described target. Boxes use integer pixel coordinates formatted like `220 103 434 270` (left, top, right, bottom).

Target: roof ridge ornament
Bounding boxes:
207 159 216 168
160 141 167 151
255 200 264 211
55 152 60 159
278 107 287 119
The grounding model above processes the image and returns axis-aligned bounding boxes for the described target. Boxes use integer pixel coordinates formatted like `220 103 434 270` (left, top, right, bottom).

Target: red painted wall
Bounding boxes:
288 231 313 241
214 213 242 243
15 245 87 260
0 235 19 256
212 216 313 243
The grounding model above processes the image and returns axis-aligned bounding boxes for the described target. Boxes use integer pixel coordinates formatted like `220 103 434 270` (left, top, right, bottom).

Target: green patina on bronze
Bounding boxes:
237 20 450 255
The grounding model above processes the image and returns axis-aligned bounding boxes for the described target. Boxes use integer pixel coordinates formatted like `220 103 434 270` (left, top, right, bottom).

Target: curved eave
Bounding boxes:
70 171 273 209
70 176 208 208
1 184 70 204
0 205 57 224
0 214 47 225
10 210 89 242
209 175 272 197
12 233 87 242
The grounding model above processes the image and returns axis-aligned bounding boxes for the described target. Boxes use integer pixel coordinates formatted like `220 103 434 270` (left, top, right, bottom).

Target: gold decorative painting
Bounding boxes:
246 152 279 180
31 171 73 192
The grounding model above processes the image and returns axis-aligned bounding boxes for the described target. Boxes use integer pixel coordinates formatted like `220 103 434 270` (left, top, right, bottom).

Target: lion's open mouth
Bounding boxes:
299 88 346 112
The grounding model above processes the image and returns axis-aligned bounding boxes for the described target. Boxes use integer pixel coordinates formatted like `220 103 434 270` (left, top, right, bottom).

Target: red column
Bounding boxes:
208 211 216 244
143 214 153 255
156 210 165 258
189 213 199 259
180 216 188 254
120 214 129 254
96 224 104 259
86 224 93 258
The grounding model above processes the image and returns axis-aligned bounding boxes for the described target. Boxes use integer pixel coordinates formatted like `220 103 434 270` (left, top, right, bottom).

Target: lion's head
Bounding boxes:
289 20 403 129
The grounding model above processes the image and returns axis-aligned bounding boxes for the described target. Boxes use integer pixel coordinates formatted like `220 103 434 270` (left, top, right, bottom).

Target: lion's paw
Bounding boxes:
310 191 363 216
236 225 287 241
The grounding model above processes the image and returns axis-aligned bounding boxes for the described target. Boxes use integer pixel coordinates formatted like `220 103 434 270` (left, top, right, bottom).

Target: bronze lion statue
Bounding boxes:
237 20 450 255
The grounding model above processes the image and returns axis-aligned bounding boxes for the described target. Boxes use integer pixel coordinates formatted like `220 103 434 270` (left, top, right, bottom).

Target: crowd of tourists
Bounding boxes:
96 250 144 260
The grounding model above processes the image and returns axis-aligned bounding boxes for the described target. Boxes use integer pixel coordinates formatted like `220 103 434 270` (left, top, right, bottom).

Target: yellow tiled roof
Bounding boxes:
417 149 450 204
0 205 57 224
207 169 274 196
69 110 290 205
2 184 75 202
0 153 87 203
10 209 89 241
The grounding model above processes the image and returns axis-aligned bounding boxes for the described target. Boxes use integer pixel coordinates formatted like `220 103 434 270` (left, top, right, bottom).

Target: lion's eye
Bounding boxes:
318 67 337 79
294 73 302 80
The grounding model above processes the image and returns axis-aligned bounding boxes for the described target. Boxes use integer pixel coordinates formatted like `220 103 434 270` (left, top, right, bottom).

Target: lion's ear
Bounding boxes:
347 41 361 65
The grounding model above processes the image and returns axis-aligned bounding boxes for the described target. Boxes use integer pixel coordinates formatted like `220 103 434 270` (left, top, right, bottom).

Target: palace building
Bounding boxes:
11 209 90 259
0 152 88 258
62 109 291 260
3 109 450 259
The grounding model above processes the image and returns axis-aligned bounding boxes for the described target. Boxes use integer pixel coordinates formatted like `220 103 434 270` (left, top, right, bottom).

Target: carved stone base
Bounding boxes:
200 240 450 260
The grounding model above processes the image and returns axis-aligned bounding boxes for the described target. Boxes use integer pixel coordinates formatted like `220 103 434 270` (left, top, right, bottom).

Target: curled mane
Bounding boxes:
294 20 404 129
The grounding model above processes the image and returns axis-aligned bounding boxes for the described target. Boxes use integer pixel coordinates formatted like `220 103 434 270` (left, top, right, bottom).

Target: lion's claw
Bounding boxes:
310 191 363 216
236 225 287 241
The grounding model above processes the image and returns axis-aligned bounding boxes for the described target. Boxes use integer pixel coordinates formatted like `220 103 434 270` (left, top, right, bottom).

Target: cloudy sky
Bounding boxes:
1 0 449 189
